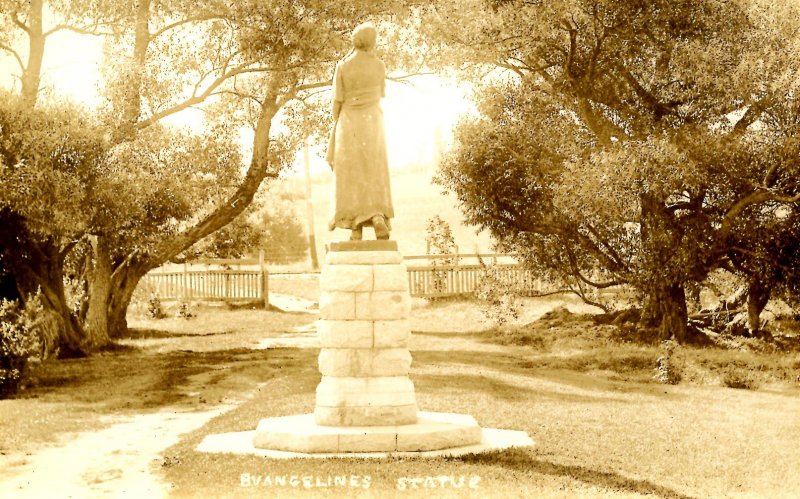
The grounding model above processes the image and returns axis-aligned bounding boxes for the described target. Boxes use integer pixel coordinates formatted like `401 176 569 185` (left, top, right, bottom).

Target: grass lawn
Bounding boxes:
2 295 799 498
162 301 799 498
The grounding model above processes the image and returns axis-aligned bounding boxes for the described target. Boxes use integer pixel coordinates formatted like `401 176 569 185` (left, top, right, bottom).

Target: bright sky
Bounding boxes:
0 29 475 177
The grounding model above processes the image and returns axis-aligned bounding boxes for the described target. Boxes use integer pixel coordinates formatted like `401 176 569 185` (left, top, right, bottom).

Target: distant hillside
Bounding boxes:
286 166 494 262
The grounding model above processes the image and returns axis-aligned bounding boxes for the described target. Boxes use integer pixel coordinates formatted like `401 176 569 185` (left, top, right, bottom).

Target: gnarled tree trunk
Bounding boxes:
638 193 690 342
653 282 689 342
16 242 87 357
82 235 112 349
108 260 150 338
746 280 770 335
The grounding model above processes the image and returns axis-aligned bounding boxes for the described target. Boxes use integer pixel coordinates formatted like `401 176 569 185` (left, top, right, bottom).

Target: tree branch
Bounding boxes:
387 71 436 83
733 92 777 133
719 189 800 240
564 22 577 79
583 223 628 273
576 98 624 146
11 11 29 33
209 89 263 106
43 24 115 37
565 284 611 313
144 80 283 268
150 14 228 40
135 65 273 129
0 42 25 71
618 64 678 119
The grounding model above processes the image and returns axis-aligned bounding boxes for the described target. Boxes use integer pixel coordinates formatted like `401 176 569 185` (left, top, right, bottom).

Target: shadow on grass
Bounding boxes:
413 349 686 399
21 347 319 411
412 330 488 339
416 347 649 373
415 373 629 404
124 328 237 339
453 448 694 499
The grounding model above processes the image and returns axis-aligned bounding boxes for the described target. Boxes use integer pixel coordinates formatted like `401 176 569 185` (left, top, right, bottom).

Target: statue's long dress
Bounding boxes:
327 51 394 232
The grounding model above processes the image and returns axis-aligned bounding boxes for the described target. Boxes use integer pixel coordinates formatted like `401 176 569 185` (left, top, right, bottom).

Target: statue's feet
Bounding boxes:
372 215 390 240
350 226 363 240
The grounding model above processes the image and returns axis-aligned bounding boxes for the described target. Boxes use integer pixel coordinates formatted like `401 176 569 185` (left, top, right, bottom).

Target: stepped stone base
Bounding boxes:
200 426 532 459
227 240 534 459
252 412 483 453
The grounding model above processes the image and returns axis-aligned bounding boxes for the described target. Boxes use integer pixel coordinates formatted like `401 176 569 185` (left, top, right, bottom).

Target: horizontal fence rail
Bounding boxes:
137 253 545 303
406 262 544 298
143 270 266 302
139 252 269 304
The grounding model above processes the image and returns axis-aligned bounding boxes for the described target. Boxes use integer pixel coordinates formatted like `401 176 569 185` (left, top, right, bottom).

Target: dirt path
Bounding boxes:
0 318 319 498
0 405 236 498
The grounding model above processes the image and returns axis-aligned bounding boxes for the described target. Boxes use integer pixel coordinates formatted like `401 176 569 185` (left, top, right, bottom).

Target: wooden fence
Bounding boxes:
140 255 268 305
406 261 544 298
139 253 541 302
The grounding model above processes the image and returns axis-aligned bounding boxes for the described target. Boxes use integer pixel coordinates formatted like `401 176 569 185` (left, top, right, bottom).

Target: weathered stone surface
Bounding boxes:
326 250 403 266
315 375 415 394
318 348 412 377
314 404 418 426
319 292 355 320
320 265 373 292
372 264 409 292
232 412 531 456
396 417 482 452
371 348 413 375
316 387 416 408
253 416 339 453
338 431 397 452
373 320 410 348
355 291 410 321
317 320 373 348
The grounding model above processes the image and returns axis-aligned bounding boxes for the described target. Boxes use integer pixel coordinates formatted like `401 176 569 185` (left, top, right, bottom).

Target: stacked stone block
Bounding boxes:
315 242 418 426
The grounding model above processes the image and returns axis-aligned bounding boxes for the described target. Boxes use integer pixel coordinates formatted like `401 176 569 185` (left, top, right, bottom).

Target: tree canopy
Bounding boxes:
1 0 423 354
430 0 800 340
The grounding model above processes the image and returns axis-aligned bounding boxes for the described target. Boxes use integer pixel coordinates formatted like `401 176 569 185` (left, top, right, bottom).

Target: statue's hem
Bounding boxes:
329 240 398 252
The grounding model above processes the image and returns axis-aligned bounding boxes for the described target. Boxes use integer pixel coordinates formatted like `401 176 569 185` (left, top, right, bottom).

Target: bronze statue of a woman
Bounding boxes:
326 22 393 241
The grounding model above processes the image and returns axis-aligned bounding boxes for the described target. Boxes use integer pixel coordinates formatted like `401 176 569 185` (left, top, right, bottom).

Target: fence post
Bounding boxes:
259 249 269 309
454 249 460 294
182 262 188 301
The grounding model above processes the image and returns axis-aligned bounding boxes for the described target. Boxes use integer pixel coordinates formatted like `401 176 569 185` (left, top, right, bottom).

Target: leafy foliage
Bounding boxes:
177 302 194 320
181 185 307 262
722 366 762 390
654 339 683 385
430 0 800 340
0 293 42 398
474 260 523 327
424 215 457 295
146 295 165 320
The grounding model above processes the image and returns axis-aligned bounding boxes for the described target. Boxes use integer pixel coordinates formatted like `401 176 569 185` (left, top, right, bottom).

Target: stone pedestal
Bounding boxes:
315 240 417 426
251 240 490 454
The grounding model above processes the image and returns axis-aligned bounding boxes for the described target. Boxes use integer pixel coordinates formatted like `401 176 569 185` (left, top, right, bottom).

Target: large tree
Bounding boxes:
1 0 129 354
429 0 800 341
1 0 423 353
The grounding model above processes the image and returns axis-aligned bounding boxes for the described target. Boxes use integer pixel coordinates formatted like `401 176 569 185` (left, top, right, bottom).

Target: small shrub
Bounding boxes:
474 264 523 327
489 327 550 349
722 366 761 390
0 296 42 398
147 294 166 319
425 215 458 296
178 302 195 319
654 339 683 385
